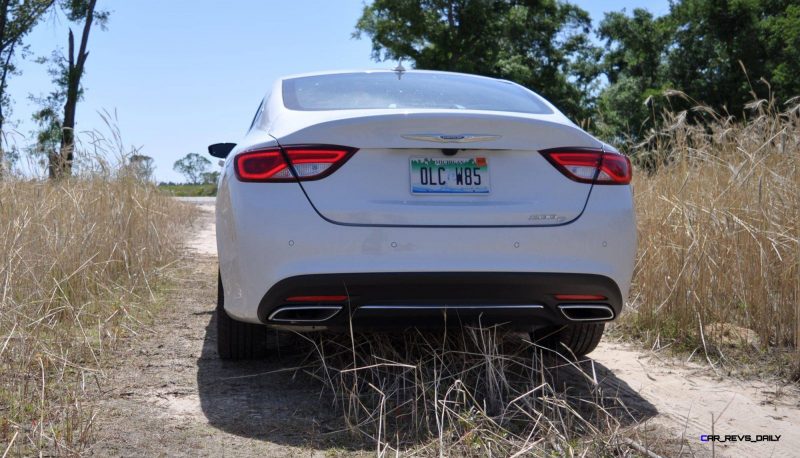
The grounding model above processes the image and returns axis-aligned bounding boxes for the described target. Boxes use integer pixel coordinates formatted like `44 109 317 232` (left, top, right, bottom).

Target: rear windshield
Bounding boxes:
281 72 553 114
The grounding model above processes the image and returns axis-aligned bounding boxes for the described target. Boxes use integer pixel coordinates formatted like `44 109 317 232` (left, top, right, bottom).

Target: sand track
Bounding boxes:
88 198 799 457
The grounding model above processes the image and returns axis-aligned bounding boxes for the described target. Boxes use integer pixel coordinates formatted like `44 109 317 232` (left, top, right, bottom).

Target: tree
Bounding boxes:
761 2 800 99
48 0 108 179
173 153 210 185
670 0 800 113
598 0 800 144
28 94 62 175
201 170 219 185
598 9 671 88
128 153 154 181
667 0 767 116
354 0 601 121
0 0 55 177
594 8 673 141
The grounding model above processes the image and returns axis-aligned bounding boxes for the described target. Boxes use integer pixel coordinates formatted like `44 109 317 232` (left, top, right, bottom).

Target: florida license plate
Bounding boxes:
410 157 490 194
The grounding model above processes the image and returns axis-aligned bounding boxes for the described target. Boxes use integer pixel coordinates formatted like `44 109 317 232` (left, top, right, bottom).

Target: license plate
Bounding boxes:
410 157 490 194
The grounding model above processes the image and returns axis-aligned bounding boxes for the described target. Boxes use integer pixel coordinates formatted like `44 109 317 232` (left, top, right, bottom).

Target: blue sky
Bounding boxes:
7 0 670 182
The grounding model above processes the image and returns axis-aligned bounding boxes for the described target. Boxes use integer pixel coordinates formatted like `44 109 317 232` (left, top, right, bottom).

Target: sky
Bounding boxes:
6 0 670 182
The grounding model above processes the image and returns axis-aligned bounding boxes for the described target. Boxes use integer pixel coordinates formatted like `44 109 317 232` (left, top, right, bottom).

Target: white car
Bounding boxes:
209 69 636 360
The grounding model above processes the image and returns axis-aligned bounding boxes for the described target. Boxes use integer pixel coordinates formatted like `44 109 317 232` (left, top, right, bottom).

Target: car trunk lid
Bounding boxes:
271 111 601 227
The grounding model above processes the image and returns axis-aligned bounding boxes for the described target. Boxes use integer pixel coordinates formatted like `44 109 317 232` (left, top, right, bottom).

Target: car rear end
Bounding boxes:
215 71 636 357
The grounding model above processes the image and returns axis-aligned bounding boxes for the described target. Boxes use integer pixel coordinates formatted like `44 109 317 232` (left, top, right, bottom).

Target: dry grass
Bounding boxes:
625 95 800 378
0 174 193 454
299 327 666 457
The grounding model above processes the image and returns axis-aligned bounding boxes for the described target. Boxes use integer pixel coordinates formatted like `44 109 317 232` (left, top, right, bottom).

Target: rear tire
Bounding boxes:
531 323 605 358
216 272 270 360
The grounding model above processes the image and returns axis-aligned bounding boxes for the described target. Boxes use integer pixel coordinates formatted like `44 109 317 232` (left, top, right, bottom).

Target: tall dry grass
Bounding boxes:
0 175 193 454
300 328 663 457
626 95 799 376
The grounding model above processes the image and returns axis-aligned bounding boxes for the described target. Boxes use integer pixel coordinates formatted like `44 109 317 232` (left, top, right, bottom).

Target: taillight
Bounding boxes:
234 145 356 182
540 148 632 185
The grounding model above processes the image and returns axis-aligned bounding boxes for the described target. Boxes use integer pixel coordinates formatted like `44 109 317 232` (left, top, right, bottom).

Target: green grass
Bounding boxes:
159 183 217 197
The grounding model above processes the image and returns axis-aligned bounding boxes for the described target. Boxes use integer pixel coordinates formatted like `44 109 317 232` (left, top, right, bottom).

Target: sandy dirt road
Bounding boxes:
89 198 800 457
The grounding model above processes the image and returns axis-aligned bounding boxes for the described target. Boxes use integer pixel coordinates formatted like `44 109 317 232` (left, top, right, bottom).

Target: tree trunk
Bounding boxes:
55 0 96 179
0 0 9 179
48 149 59 179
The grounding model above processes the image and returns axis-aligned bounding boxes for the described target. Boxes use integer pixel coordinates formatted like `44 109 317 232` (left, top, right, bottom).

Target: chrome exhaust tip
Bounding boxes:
268 305 342 323
558 304 615 322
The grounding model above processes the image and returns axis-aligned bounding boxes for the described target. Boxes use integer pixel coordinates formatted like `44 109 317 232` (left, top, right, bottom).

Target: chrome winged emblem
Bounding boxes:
401 134 502 143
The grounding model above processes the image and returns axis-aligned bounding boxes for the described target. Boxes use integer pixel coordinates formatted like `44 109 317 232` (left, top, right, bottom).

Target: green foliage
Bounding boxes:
355 0 602 121
598 8 671 91
201 170 219 185
0 1 55 98
0 0 56 173
762 3 800 98
594 8 673 141
667 0 764 114
597 0 800 144
158 183 217 197
60 0 107 26
595 76 667 143
173 152 211 185
28 94 62 170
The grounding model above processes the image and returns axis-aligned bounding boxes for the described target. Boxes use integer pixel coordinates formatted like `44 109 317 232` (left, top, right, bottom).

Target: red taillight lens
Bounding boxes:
540 148 632 185
234 145 356 182
597 153 632 184
235 150 289 181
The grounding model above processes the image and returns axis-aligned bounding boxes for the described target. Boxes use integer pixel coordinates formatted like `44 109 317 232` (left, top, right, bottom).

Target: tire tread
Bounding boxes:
535 322 605 358
216 272 269 360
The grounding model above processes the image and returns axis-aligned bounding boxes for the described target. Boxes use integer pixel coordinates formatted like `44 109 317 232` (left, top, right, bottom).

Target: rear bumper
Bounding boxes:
257 272 621 331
